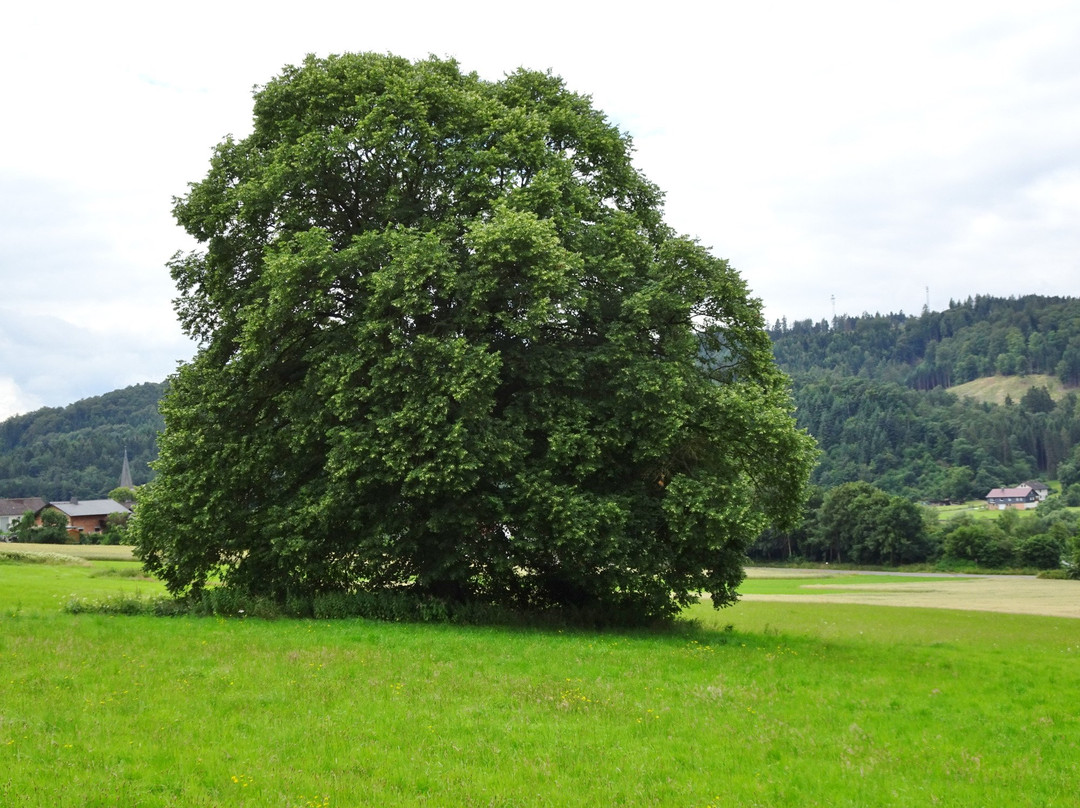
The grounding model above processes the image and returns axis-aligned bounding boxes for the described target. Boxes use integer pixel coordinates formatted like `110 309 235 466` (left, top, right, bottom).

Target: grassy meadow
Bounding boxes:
1 549 1078 806
947 373 1070 405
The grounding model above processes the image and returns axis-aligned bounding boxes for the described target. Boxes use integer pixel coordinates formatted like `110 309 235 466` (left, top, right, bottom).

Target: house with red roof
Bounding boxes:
985 485 1040 510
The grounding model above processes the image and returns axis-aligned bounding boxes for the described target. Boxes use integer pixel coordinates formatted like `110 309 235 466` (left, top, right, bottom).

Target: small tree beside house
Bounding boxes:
10 509 70 544
0 497 47 536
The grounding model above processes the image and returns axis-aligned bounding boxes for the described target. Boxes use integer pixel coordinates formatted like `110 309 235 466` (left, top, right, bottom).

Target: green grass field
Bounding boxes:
2 551 1078 806
933 502 1040 522
928 500 1080 527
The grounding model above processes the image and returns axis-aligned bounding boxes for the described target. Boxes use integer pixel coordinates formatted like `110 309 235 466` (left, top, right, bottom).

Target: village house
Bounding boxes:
1020 480 1050 501
0 497 48 534
41 499 132 539
985 485 1040 510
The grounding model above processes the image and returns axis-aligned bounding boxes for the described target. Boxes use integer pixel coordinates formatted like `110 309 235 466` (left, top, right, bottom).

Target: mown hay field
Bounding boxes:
739 568 1080 618
0 542 136 561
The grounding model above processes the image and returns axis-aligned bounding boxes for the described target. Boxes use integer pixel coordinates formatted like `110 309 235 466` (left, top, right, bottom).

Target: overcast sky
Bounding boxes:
2 0 1078 420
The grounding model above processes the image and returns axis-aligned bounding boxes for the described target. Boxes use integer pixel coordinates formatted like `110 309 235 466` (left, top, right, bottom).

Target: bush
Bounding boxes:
64 593 183 616
1016 533 1064 570
1069 533 1080 579
1037 568 1070 579
941 522 1014 567
63 583 675 629
100 512 131 545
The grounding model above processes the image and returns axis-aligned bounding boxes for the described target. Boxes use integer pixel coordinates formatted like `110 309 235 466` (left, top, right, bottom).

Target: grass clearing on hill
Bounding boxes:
935 505 1046 522
1 559 1078 806
927 501 1080 523
948 373 1071 405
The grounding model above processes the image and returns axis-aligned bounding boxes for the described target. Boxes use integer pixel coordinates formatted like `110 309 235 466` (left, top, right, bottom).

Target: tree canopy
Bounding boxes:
133 53 814 620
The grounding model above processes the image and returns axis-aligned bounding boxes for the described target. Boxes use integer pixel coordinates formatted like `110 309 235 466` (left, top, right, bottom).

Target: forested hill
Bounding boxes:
770 295 1080 501
770 295 1080 388
0 382 165 500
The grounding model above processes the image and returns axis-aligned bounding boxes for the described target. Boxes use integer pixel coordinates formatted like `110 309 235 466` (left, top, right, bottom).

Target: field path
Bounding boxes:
737 568 1080 618
0 542 135 561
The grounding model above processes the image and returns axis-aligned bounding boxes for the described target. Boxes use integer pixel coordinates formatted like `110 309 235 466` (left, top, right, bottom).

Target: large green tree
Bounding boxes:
134 53 814 619
809 482 929 565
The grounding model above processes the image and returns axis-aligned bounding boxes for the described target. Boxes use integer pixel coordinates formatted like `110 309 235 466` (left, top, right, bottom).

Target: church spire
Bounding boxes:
119 448 134 489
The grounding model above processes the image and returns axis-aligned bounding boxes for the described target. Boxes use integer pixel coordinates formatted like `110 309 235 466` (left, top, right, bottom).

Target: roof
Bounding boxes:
0 497 48 517
48 499 131 517
1021 480 1049 490
986 486 1036 499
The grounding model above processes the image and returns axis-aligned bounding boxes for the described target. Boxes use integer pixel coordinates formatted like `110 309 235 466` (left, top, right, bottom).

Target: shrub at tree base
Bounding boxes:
133 53 815 622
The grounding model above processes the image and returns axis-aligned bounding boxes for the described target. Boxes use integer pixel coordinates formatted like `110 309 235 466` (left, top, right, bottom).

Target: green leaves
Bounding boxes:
811 482 930 566
134 53 814 621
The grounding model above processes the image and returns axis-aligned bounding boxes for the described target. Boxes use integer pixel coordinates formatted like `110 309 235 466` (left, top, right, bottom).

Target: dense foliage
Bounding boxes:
133 53 814 620
759 296 1080 569
8 508 69 544
811 482 931 566
0 383 163 500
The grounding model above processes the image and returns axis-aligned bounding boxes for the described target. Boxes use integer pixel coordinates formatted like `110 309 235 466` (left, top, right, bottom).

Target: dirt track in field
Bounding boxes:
738 568 1080 619
0 543 135 561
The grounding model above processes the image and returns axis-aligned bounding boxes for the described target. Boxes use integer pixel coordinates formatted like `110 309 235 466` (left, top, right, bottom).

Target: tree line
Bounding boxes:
771 295 1080 388
764 295 1080 502
7 299 1080 514
758 294 1080 572
6 285 1080 575
752 480 1080 572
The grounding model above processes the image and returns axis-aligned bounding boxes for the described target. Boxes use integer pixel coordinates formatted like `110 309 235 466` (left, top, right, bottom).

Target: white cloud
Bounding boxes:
0 377 41 422
1 0 1080 413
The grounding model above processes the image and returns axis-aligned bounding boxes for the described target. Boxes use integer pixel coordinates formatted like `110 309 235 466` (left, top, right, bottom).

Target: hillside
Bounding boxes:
769 295 1080 501
0 382 165 500
771 295 1080 389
